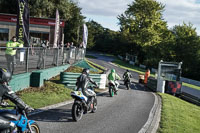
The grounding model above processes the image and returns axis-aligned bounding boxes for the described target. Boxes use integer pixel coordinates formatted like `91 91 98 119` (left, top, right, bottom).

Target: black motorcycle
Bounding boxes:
124 79 131 90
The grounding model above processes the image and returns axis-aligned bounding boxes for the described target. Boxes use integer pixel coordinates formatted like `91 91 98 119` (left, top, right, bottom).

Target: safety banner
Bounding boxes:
83 24 88 49
53 9 60 48
16 0 30 47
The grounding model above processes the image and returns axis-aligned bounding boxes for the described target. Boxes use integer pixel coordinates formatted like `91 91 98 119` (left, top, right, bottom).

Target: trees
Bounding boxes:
118 0 168 64
64 1 85 44
86 20 121 54
118 0 167 47
170 23 200 79
0 0 18 14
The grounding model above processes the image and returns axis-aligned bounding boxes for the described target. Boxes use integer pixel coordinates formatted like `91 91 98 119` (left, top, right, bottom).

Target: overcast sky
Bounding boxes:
78 0 200 34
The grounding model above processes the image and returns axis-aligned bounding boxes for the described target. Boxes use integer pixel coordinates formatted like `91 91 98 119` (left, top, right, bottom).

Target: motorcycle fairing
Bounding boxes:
71 91 88 101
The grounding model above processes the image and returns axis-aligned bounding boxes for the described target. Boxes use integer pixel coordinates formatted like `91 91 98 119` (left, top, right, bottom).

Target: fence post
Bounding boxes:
56 48 59 66
43 47 47 69
74 48 77 63
26 47 29 73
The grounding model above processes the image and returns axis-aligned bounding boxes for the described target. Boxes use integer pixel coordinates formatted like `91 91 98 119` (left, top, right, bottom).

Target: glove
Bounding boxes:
0 101 9 107
25 105 34 113
94 83 98 88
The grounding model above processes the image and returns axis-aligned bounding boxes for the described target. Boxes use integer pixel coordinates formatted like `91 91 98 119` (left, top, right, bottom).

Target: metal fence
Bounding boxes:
0 47 86 75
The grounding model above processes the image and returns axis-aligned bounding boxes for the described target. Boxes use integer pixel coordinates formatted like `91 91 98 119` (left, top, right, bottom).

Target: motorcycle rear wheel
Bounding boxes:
91 98 97 113
126 83 130 90
109 87 114 97
72 101 83 121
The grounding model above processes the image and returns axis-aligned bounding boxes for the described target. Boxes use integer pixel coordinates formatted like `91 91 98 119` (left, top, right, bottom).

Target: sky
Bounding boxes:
78 0 200 34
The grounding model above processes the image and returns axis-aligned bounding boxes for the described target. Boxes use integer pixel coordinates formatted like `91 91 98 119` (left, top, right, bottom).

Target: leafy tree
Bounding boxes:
64 1 85 45
118 0 168 63
0 0 17 14
171 23 200 79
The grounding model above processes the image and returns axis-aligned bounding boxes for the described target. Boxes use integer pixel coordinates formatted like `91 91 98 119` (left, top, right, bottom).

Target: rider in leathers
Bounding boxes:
123 69 132 85
0 68 32 133
76 68 98 98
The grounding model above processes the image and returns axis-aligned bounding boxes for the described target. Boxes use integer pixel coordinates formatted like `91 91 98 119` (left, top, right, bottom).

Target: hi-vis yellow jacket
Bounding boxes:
5 41 23 56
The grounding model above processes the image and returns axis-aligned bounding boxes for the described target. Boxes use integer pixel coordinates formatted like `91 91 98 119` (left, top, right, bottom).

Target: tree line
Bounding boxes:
86 0 200 81
0 0 199 80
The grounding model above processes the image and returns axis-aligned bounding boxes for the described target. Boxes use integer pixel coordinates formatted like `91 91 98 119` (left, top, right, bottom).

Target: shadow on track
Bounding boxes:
30 108 74 123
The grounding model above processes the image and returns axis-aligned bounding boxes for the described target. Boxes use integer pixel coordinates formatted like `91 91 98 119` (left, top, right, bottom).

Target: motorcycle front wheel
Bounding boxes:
26 122 40 133
72 101 83 121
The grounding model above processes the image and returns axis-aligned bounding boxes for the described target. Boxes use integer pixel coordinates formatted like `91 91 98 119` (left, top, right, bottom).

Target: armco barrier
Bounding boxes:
9 73 31 92
30 64 70 87
60 72 106 90
181 92 200 106
181 77 200 87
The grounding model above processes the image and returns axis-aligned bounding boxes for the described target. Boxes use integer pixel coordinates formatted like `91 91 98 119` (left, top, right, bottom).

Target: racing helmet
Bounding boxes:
82 68 90 75
111 69 115 73
0 68 11 83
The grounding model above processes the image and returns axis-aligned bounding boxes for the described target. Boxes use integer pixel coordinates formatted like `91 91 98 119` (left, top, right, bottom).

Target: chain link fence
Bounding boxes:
0 47 86 75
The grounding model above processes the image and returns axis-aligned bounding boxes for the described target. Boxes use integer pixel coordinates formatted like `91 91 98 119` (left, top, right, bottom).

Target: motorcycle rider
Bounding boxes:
108 69 121 93
123 69 132 85
0 68 33 133
76 68 98 98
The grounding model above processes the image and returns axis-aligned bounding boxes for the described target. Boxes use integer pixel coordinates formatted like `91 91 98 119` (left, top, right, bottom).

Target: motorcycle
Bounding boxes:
108 81 118 97
71 86 97 121
124 79 131 90
0 103 40 133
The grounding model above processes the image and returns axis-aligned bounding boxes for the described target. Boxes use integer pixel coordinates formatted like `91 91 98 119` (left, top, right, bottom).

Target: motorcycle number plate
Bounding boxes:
77 91 82 96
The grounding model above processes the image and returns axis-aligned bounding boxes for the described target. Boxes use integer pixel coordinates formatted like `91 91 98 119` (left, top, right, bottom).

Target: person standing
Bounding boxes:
5 36 23 74
62 43 71 64
37 40 46 69
144 68 150 84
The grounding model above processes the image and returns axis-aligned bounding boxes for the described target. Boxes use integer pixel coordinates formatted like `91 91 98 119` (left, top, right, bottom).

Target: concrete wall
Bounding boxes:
9 73 31 92
9 64 70 92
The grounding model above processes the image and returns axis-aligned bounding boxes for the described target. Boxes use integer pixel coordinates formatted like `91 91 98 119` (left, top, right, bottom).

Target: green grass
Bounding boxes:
85 55 97 59
158 93 200 133
183 82 200 91
85 58 106 71
112 59 155 77
16 81 72 109
65 65 102 74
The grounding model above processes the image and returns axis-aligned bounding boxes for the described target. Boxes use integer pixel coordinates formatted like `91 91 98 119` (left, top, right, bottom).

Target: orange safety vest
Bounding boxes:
144 71 150 84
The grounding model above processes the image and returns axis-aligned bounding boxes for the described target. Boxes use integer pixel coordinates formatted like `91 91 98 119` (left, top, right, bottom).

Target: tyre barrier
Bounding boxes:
60 72 106 90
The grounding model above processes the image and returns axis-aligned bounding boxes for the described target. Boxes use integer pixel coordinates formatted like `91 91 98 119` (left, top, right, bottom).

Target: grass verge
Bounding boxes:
16 81 72 109
85 58 106 72
85 55 97 59
66 65 102 74
183 82 200 91
112 59 155 77
158 93 200 133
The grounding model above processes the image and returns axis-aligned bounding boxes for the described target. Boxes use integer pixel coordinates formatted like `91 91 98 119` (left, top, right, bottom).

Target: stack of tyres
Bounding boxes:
165 81 182 96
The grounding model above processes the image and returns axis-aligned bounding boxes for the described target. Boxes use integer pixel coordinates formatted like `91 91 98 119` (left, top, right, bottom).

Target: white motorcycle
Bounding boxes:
71 86 97 121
